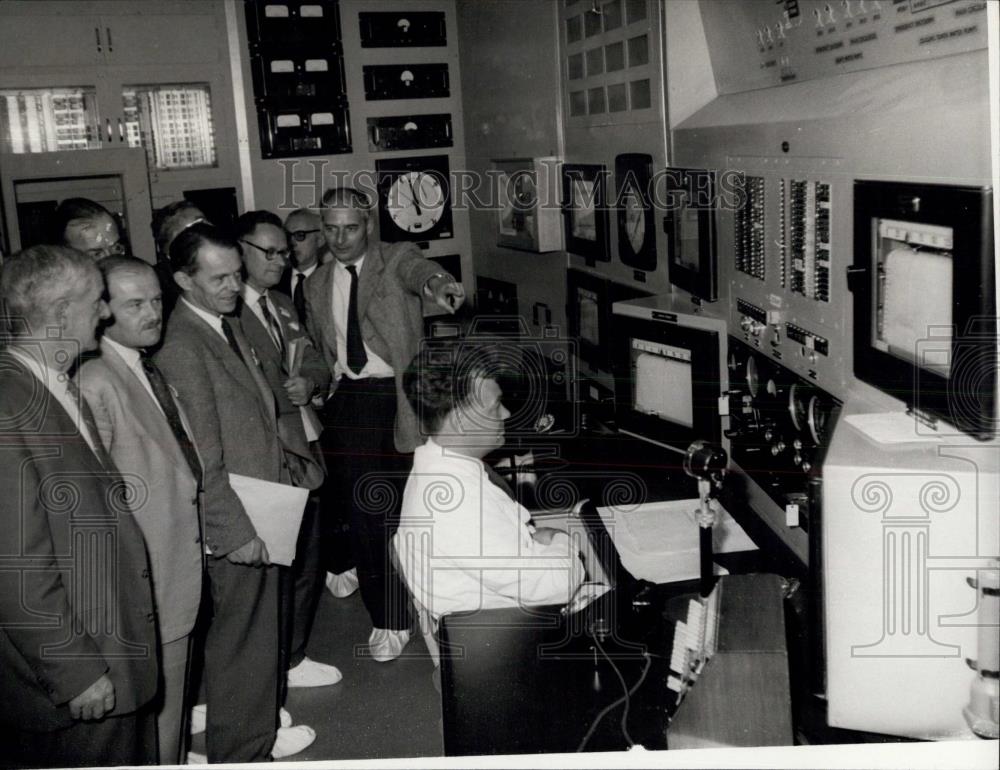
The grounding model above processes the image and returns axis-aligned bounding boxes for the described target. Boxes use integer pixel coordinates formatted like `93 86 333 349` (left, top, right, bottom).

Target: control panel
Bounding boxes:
734 174 766 280
699 0 988 94
725 336 841 563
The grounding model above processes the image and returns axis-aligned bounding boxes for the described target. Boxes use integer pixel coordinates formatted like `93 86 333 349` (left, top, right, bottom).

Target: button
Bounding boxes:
191 497 199 506
141 569 150 579
145 612 155 623
194 536 201 544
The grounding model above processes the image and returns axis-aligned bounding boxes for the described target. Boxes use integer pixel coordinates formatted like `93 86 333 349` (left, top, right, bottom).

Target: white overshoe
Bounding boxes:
186 750 206 764
189 704 292 735
287 656 343 687
368 627 410 662
271 724 316 759
325 568 359 598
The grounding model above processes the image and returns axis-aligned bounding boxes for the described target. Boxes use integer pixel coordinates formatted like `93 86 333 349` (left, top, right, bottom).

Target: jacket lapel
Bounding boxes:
98 340 191 470
174 302 277 430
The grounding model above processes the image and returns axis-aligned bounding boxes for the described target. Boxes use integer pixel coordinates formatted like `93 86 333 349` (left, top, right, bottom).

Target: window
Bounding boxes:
123 84 217 170
0 87 101 154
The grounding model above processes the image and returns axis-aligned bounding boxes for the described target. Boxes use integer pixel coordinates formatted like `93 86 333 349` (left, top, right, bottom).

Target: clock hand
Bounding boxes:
406 176 423 216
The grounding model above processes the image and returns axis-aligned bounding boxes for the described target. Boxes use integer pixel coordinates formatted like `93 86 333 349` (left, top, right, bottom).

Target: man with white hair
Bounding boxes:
0 245 158 766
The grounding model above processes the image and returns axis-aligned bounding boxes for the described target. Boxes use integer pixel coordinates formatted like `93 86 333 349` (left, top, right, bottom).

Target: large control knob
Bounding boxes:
771 441 786 456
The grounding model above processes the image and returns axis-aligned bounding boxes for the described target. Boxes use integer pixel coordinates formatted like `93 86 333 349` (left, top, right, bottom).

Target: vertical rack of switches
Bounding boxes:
244 0 352 158
787 179 831 302
734 174 766 280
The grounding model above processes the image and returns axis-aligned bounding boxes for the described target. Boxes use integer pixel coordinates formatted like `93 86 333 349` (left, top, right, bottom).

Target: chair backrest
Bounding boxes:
438 603 581 756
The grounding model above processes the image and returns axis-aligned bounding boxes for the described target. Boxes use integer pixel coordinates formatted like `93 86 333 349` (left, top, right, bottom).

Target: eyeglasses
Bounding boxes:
84 241 126 259
286 229 320 243
240 239 290 261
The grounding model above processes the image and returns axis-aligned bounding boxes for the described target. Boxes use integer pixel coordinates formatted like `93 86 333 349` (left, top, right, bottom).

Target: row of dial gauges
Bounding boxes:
725 335 840 534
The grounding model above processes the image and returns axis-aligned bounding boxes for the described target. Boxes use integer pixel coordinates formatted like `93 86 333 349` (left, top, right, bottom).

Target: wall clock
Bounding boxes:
376 155 453 242
561 163 610 264
615 153 656 271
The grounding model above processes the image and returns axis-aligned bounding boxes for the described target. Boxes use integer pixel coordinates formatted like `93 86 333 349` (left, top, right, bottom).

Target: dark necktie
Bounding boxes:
220 316 247 367
484 462 517 502
65 377 118 472
345 264 368 374
258 294 286 359
141 354 202 487
292 272 307 323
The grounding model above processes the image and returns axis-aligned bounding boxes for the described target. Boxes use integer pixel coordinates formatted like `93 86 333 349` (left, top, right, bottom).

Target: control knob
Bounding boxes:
771 441 786 456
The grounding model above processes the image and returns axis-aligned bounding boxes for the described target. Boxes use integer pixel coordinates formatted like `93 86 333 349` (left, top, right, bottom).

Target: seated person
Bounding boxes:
394 340 595 620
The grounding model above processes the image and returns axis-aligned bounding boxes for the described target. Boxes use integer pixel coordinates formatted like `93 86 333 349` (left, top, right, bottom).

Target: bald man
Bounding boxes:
279 208 329 322
75 257 203 764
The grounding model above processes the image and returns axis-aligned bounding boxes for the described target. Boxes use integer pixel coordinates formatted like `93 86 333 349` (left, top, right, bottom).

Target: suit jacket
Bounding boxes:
238 289 325 490
0 358 157 730
76 340 203 644
303 240 450 453
154 300 286 556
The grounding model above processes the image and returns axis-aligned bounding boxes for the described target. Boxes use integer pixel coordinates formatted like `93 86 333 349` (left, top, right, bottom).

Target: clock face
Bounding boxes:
387 171 445 234
376 154 453 242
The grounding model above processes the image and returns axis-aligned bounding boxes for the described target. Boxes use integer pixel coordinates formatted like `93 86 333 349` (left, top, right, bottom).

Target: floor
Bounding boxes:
189 587 443 762
286 588 443 761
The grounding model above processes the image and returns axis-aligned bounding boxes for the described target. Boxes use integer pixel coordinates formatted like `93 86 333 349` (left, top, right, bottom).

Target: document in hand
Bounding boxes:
228 473 310 566
288 337 323 442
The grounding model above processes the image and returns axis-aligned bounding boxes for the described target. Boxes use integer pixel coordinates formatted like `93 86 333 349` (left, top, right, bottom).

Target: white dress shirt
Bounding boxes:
394 439 584 619
102 336 164 416
242 284 283 353
331 255 393 380
291 262 318 298
7 346 99 454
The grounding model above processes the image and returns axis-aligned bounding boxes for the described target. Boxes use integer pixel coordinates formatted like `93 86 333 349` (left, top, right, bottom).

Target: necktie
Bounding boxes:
65 377 118 472
141 354 202 487
293 273 307 323
484 462 517 502
220 316 246 366
258 294 286 359
345 264 368 374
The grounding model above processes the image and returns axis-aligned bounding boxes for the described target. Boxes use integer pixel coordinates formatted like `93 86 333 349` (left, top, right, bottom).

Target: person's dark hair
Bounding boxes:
403 340 491 434
169 221 241 277
51 197 114 244
233 210 284 242
320 187 374 216
1 244 98 335
152 200 205 258
95 255 156 301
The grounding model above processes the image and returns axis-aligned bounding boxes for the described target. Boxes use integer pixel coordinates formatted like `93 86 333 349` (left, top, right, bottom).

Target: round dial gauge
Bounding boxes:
745 355 760 397
388 171 445 234
622 188 646 255
807 395 830 444
788 383 809 431
513 173 536 208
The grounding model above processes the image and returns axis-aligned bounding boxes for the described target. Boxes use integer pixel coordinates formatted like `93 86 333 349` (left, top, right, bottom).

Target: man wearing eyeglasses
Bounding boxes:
234 211 340 697
53 198 127 260
280 208 329 323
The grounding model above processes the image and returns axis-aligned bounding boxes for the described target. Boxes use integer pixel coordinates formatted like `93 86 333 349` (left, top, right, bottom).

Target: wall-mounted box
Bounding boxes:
250 48 346 109
256 104 351 158
359 11 446 47
367 113 452 152
246 1 341 45
363 64 450 101
493 157 563 253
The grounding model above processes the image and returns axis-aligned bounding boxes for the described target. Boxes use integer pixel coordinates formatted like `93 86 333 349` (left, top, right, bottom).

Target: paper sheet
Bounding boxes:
882 247 952 377
229 473 310 566
634 353 694 428
596 498 757 585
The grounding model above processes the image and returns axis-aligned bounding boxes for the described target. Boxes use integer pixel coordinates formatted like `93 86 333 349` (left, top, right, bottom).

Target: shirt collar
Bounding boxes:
334 254 365 275
297 262 318 279
180 297 225 335
102 335 143 370
6 345 68 394
242 283 266 306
